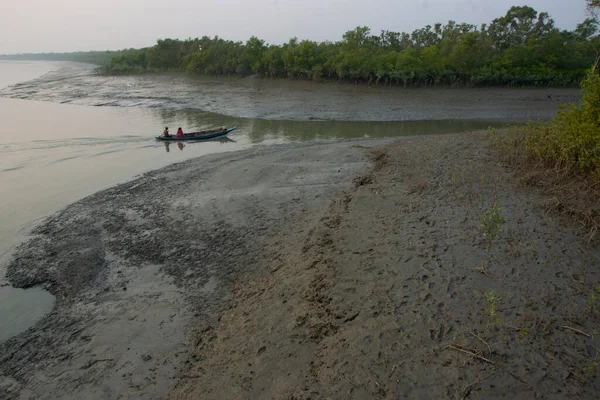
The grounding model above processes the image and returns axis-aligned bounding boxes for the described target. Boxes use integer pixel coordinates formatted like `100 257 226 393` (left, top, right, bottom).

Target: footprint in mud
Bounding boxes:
429 324 454 343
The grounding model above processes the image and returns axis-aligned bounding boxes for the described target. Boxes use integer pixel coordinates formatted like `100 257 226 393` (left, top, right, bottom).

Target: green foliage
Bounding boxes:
485 290 499 315
515 67 600 174
481 202 505 241
11 5 592 87
490 58 600 239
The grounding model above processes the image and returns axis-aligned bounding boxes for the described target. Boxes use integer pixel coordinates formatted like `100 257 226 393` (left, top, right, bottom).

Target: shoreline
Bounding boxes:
0 62 579 122
100 69 583 89
0 138 380 399
2 133 600 398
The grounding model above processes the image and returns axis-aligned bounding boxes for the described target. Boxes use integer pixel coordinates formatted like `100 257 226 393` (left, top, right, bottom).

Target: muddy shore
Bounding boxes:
0 139 376 399
168 133 600 399
2 132 600 399
0 62 580 121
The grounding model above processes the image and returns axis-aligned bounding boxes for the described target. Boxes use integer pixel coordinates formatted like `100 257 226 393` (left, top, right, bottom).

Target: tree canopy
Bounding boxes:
7 5 598 87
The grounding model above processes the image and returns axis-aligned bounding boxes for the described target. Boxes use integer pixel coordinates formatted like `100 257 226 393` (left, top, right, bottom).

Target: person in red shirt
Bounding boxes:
176 127 184 139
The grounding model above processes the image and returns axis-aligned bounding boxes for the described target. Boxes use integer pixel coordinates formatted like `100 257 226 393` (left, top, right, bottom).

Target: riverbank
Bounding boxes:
0 62 580 121
0 139 376 399
2 132 599 399
168 132 600 399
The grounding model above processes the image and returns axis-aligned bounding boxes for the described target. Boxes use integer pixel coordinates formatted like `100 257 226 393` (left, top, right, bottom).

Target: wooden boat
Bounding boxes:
156 127 236 141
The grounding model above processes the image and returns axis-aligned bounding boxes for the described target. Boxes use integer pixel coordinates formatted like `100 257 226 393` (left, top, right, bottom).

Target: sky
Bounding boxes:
0 0 590 54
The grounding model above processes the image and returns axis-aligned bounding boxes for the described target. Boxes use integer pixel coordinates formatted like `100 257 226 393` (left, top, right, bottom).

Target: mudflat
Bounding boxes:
0 62 579 121
0 140 374 399
2 132 600 399
168 133 600 399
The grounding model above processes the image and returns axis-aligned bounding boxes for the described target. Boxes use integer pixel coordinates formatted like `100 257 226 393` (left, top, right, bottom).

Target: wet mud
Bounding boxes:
0 62 580 121
0 140 373 399
1 62 596 399
170 133 600 400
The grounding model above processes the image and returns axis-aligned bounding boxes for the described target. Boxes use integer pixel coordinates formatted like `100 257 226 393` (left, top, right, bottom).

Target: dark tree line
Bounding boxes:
4 5 599 87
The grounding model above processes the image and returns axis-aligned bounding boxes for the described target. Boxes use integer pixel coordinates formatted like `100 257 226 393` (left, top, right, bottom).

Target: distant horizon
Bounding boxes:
0 0 590 54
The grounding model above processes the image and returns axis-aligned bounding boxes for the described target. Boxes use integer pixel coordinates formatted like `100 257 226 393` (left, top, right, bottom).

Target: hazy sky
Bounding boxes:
0 0 590 54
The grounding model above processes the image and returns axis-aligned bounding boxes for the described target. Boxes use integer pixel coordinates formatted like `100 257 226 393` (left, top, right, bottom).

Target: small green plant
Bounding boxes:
542 317 554 332
588 290 599 315
485 290 499 315
582 349 600 383
482 316 502 334
520 327 530 336
481 202 505 241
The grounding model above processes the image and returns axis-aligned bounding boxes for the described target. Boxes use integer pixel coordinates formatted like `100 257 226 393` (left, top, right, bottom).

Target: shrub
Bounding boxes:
495 64 600 176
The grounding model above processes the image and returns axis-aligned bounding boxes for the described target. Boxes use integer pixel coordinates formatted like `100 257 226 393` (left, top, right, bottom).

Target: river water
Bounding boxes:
0 60 576 343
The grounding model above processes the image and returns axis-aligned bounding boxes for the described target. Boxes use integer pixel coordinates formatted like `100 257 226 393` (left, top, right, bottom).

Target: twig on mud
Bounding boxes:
561 325 592 338
368 366 382 388
461 373 495 400
470 331 492 355
369 366 381 379
389 364 397 378
180 374 201 379
447 345 495 364
446 345 537 393
474 264 495 279
495 306 516 313
81 358 114 370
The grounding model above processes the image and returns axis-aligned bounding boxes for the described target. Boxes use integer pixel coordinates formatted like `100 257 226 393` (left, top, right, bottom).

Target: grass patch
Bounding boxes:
481 202 505 242
491 62 600 240
485 290 499 316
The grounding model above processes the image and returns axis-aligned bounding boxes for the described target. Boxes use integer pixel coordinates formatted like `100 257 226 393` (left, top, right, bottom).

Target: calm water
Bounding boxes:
0 61 510 343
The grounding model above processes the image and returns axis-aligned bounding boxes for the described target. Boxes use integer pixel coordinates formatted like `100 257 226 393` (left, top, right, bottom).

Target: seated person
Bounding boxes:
176 127 184 138
163 127 170 137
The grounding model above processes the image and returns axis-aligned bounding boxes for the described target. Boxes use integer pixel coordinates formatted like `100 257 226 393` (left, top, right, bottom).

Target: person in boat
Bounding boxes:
163 127 170 137
176 127 184 139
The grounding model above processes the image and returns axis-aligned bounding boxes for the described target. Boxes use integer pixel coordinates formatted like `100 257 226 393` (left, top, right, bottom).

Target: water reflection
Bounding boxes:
162 141 186 152
161 135 236 153
155 109 514 144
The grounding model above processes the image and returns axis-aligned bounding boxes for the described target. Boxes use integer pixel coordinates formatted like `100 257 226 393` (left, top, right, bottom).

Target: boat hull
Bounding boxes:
156 127 236 141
